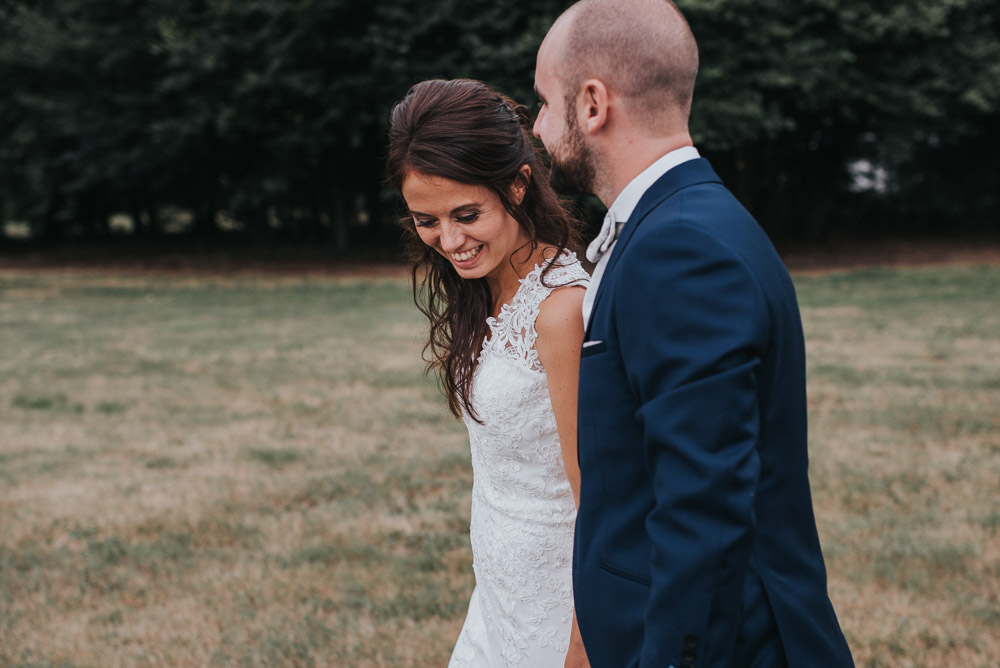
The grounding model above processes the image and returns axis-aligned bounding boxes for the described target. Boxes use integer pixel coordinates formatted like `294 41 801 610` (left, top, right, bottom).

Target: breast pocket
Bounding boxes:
579 339 633 425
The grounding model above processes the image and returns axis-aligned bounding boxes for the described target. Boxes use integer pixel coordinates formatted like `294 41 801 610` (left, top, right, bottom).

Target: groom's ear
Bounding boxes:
580 79 609 134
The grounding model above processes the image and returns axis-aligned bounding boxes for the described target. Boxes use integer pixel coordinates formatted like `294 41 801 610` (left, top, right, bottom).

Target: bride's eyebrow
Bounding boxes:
407 202 482 218
451 202 482 214
410 202 483 218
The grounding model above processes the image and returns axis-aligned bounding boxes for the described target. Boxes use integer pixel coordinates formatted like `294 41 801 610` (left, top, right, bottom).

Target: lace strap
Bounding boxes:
491 252 590 371
519 255 590 317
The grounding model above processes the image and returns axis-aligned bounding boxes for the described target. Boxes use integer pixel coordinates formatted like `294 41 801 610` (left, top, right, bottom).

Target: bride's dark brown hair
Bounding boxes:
386 78 581 420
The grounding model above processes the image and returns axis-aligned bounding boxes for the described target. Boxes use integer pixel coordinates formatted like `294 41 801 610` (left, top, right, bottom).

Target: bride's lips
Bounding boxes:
450 244 484 268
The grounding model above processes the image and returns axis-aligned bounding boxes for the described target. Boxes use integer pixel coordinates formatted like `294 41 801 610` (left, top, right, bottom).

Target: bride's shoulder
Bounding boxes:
535 278 585 334
534 283 586 358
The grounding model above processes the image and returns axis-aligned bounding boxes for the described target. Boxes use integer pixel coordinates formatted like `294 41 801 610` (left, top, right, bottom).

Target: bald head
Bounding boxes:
545 0 698 131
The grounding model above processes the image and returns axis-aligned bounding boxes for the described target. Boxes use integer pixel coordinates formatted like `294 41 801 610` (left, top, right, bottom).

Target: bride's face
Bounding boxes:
402 170 529 283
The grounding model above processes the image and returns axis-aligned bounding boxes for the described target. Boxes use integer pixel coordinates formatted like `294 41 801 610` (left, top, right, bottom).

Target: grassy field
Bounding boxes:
0 264 997 667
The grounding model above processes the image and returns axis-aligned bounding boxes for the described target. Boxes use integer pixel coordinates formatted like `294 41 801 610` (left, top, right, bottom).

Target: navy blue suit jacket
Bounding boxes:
574 159 853 667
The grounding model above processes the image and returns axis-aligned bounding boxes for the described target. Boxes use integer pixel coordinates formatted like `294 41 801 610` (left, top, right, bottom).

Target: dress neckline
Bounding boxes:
487 250 578 329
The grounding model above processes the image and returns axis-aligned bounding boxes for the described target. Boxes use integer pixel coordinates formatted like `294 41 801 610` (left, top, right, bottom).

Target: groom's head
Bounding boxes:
533 0 699 197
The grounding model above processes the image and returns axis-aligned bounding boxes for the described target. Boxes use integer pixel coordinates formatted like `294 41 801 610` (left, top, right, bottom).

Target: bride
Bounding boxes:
386 78 590 668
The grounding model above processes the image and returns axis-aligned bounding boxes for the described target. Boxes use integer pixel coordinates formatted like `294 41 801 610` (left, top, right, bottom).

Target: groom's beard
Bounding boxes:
549 113 596 196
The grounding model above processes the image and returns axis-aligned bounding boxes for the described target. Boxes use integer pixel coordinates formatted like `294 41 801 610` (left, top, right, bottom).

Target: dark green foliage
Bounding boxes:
0 0 997 245
681 0 1000 237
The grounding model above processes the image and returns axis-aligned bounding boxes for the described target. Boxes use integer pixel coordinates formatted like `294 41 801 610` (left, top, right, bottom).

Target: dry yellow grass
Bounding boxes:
1 264 998 667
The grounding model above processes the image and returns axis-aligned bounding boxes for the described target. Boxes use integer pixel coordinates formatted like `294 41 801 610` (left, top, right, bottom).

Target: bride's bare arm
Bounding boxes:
536 284 591 668
534 284 587 505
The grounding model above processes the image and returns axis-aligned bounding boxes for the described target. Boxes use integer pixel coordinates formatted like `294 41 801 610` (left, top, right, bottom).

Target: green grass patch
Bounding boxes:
245 447 304 468
12 393 84 413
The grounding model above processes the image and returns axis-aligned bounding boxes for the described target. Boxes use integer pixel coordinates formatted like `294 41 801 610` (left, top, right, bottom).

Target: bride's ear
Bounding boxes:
510 164 532 205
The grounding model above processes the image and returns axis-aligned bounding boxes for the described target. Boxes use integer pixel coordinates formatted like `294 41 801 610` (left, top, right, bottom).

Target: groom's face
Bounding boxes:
547 102 596 196
534 25 598 195
533 68 596 195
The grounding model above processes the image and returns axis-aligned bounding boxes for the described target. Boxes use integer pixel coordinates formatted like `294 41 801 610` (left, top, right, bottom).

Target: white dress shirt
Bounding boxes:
582 146 701 328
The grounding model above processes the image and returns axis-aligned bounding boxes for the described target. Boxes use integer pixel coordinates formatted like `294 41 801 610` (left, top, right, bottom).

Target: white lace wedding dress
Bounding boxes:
448 252 589 668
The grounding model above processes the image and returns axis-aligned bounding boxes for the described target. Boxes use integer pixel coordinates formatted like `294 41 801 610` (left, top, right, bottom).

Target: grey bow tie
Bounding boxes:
586 213 626 263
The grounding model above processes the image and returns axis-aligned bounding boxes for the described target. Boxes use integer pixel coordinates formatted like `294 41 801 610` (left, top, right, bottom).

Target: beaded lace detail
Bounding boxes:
449 252 589 667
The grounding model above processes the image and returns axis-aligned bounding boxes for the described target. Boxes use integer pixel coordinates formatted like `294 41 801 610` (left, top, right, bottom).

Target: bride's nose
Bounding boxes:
439 222 466 252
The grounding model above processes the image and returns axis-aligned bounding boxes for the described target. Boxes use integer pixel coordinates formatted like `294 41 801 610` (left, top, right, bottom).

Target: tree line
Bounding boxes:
1 0 997 249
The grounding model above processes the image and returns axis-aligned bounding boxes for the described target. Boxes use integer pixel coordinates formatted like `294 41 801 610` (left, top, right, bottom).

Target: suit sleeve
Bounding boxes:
615 219 769 666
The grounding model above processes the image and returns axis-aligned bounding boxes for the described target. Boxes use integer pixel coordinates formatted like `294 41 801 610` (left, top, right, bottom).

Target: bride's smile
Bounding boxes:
450 245 483 263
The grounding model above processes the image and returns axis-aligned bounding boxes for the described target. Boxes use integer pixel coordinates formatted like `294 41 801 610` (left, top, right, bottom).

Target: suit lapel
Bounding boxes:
585 158 722 338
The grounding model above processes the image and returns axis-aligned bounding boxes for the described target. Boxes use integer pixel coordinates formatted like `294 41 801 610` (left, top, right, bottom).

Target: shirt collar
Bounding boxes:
605 145 701 225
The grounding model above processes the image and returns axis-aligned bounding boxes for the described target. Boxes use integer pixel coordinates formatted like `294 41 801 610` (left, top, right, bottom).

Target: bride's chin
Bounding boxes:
454 265 485 278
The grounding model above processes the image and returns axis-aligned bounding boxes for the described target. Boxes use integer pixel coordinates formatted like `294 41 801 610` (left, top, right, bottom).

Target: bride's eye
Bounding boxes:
414 217 436 228
457 211 480 224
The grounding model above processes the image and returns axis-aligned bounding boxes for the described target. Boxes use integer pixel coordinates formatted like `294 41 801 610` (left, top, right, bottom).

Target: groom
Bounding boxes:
534 1 853 666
